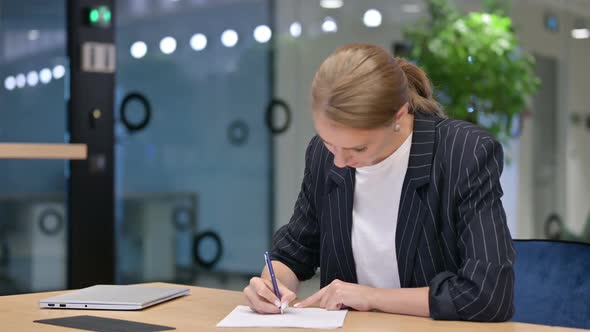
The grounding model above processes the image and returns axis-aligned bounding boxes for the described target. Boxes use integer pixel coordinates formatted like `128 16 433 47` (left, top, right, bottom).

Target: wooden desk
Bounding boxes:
0 143 87 160
0 283 583 331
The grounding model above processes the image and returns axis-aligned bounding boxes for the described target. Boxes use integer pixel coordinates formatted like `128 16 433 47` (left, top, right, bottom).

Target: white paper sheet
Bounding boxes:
216 305 348 329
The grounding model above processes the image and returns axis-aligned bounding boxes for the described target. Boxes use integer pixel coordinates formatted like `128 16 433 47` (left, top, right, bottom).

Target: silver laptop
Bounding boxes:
39 285 190 310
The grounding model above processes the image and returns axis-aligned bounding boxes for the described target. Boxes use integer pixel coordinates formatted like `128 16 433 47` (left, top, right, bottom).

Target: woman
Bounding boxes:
243 43 514 322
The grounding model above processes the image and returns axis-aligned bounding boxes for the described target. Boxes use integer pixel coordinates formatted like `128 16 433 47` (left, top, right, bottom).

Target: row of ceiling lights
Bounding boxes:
129 9 384 59
130 25 271 58
3 66 66 91
3 8 382 90
125 8 588 60
7 2 587 92
320 0 588 40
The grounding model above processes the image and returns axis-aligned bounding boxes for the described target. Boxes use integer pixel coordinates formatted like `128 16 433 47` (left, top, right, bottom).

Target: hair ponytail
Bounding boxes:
396 58 446 118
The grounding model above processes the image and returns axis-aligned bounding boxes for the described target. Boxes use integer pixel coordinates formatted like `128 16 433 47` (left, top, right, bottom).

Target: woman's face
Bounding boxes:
313 111 397 168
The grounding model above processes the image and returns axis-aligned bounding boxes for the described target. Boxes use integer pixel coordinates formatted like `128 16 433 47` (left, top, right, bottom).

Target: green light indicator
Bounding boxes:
89 9 99 23
103 10 111 23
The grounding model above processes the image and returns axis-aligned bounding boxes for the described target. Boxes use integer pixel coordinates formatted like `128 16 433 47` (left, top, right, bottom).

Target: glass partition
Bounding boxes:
0 0 68 295
114 0 273 286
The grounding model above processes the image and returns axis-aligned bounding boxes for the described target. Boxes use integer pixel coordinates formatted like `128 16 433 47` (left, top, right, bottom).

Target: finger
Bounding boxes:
255 279 281 307
294 287 327 308
243 288 255 310
281 291 296 306
323 292 343 311
245 286 264 312
329 303 344 311
325 280 346 309
320 293 328 309
276 282 297 305
245 286 281 314
320 286 341 310
320 283 343 310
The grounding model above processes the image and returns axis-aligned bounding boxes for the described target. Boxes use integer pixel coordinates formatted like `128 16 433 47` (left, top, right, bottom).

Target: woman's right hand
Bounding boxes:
244 277 297 314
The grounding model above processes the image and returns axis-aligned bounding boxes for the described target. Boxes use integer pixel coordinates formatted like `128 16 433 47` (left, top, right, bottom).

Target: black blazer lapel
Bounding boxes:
326 164 357 284
396 113 436 287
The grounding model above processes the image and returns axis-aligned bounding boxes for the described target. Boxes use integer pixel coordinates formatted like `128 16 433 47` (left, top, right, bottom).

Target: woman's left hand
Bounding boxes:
294 279 375 311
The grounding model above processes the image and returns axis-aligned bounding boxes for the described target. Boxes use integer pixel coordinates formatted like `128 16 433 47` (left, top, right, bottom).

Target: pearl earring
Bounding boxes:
394 123 401 132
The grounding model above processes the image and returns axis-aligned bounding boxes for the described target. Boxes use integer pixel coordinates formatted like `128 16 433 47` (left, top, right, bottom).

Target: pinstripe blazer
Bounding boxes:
271 112 515 322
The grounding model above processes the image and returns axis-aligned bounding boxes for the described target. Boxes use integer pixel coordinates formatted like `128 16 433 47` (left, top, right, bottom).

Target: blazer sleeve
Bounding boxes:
429 136 515 322
270 137 321 281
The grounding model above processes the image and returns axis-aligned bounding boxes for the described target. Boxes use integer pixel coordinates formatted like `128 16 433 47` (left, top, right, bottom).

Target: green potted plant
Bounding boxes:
403 0 540 140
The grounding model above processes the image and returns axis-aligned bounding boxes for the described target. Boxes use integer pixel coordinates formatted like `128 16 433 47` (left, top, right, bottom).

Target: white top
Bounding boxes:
351 133 413 289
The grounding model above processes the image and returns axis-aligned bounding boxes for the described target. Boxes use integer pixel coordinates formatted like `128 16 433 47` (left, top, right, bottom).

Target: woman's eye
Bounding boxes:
354 147 367 153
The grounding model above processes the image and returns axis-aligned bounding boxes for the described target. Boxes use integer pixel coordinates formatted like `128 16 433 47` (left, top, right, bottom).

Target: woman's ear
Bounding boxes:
395 102 410 122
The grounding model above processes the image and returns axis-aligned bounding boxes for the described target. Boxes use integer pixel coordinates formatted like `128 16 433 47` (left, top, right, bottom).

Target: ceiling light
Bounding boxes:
28 30 40 41
4 76 16 91
221 29 239 48
322 17 338 33
363 9 382 28
160 37 177 54
571 28 589 39
15 74 26 88
27 71 39 87
130 41 148 59
290 22 302 38
253 25 272 43
53 65 66 80
39 68 52 84
320 0 342 9
190 33 207 51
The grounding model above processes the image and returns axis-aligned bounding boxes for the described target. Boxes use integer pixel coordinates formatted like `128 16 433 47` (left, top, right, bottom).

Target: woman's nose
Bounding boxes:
333 150 349 168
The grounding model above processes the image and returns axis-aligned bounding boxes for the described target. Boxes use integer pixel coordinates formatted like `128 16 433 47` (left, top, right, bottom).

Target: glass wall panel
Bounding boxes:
114 0 273 285
0 0 68 295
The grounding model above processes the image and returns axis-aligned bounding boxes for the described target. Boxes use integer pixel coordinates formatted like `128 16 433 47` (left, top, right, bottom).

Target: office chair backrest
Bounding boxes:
513 240 590 329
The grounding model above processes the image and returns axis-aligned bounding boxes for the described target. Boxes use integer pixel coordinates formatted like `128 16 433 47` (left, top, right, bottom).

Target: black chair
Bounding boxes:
513 240 590 329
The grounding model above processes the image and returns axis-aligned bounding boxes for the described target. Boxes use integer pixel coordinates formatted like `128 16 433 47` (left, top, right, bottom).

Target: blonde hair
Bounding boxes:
311 43 446 129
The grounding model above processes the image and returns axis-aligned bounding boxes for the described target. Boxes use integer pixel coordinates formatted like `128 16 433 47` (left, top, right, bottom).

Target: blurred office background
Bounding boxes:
1 0 589 296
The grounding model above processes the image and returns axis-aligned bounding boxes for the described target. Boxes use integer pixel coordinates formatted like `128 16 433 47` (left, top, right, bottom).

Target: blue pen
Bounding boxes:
264 251 284 314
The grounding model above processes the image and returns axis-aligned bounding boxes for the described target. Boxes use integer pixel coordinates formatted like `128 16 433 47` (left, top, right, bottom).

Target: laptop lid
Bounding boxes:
39 285 190 310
